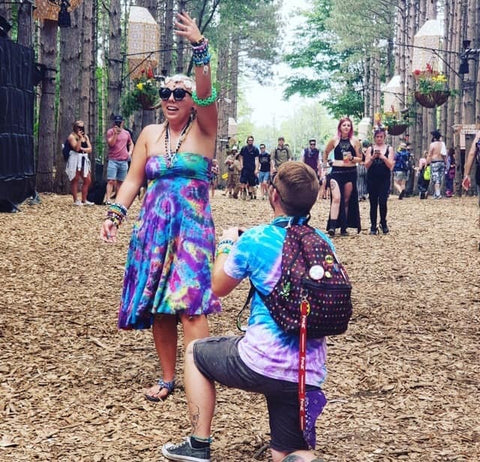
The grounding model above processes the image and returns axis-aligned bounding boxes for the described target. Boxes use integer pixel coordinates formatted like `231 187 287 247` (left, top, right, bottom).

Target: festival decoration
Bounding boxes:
413 64 451 108
127 6 160 80
34 0 82 23
121 67 159 117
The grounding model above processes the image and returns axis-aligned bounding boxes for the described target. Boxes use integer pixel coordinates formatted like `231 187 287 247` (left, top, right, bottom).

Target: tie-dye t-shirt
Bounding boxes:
224 217 332 386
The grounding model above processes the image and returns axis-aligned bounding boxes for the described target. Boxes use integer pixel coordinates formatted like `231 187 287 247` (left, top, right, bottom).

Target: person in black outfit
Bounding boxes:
258 143 273 199
365 127 394 234
323 117 362 236
239 135 260 200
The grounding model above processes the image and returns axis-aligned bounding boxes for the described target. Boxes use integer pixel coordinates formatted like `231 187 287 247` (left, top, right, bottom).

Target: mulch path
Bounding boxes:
1 192 479 461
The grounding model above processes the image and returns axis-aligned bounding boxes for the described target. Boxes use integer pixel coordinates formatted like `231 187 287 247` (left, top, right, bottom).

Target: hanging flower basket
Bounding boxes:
121 68 160 117
138 93 157 110
386 124 408 136
414 91 450 108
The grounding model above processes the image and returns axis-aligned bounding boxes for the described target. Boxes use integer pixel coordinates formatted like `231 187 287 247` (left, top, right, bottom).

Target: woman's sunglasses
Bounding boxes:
159 87 192 101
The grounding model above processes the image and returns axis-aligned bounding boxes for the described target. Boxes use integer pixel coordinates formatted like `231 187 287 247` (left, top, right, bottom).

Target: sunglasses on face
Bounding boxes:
159 87 192 101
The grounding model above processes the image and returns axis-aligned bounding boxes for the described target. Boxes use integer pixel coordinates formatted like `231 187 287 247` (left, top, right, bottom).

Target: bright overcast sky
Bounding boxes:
245 0 310 127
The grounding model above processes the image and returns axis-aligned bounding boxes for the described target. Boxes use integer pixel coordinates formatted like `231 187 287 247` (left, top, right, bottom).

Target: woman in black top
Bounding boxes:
365 127 394 234
323 117 362 236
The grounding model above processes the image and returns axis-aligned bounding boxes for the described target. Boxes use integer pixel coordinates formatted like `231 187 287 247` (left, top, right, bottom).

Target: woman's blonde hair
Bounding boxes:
163 74 196 91
73 120 85 131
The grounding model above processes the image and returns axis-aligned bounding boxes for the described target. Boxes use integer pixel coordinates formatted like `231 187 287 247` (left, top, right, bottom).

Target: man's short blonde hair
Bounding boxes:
274 162 319 216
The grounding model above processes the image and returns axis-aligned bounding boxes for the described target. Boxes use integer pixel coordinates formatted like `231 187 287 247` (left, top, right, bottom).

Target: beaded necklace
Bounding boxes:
164 117 192 167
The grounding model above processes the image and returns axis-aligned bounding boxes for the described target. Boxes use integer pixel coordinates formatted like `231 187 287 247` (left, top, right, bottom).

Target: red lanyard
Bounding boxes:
298 298 310 431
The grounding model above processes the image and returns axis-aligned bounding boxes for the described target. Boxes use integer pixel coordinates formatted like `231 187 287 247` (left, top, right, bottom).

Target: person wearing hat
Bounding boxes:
427 129 447 199
103 115 134 205
224 146 241 198
393 142 410 199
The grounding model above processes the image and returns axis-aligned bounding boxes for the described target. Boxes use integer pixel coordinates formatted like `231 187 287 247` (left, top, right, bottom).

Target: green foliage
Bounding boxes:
121 70 159 118
323 84 364 120
283 0 395 119
212 0 282 80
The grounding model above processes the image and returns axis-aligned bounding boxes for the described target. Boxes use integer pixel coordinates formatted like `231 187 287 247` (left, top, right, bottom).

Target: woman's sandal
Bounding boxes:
144 379 175 402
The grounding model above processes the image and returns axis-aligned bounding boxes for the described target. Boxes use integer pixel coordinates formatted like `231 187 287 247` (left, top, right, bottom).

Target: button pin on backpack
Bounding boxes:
309 265 324 280
280 281 291 298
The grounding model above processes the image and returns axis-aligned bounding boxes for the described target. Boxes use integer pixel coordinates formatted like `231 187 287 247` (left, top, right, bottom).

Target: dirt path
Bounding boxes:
0 193 478 461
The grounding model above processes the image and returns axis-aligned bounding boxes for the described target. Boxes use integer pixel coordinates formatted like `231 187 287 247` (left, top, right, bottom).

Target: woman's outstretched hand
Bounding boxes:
174 11 203 43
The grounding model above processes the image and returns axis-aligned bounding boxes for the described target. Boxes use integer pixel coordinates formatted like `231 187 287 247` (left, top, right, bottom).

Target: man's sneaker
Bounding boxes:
73 200 83 206
83 200 95 206
161 437 210 462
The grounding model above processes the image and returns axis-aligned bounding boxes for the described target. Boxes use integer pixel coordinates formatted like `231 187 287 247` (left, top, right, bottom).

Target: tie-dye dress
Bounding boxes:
117 152 221 330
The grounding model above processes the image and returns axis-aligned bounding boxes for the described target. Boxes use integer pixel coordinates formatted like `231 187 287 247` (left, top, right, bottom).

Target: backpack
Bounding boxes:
240 223 353 338
62 139 71 162
423 165 431 181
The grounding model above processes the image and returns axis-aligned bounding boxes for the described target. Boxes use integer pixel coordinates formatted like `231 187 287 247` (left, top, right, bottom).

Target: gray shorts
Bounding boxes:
393 171 407 181
193 336 320 452
430 161 445 185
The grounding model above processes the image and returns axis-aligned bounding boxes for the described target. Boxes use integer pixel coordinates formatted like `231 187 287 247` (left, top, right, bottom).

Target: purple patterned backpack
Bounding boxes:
249 224 353 338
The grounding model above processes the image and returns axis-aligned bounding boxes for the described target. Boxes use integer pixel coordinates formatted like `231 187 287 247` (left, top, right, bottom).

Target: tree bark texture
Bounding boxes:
36 20 57 192
107 0 122 121
17 0 33 47
54 7 82 193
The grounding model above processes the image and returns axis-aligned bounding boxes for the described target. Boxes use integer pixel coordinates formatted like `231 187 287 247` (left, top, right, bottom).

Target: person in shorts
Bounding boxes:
162 162 328 462
258 143 273 199
104 115 134 205
393 142 410 199
426 129 447 199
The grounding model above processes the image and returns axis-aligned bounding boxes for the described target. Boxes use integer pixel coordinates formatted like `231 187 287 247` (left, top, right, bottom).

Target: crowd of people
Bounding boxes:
57 11 479 462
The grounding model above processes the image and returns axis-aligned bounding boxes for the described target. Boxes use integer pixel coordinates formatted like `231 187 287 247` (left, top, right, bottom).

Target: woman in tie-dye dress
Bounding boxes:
100 12 220 402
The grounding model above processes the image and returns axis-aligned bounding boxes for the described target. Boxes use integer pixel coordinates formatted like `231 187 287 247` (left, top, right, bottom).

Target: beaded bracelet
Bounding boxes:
191 37 206 47
106 202 127 228
192 38 211 67
192 87 217 107
215 245 232 258
218 239 234 246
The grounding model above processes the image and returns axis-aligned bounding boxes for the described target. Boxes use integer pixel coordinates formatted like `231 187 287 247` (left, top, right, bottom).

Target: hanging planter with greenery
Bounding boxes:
412 64 452 108
121 68 160 117
380 108 412 136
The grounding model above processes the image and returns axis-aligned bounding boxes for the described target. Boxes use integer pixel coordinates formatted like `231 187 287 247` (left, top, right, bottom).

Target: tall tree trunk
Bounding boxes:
215 35 230 164
463 0 476 125
476 0 480 122
36 20 57 192
79 0 96 179
54 8 83 193
162 0 174 77
176 0 187 74
230 37 240 121
90 0 99 174
17 0 33 47
106 0 122 120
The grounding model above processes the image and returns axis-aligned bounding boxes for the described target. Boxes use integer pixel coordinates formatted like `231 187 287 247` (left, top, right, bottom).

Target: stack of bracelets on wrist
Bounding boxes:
191 37 217 107
215 239 234 258
191 37 211 66
106 202 127 228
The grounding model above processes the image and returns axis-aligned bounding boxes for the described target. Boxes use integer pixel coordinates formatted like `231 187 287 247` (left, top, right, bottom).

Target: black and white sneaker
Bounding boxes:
162 437 211 462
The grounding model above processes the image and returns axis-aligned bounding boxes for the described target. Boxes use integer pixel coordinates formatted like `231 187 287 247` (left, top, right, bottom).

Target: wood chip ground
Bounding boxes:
1 193 479 461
